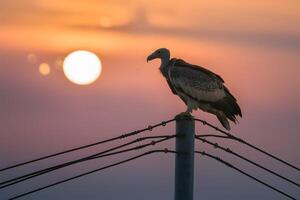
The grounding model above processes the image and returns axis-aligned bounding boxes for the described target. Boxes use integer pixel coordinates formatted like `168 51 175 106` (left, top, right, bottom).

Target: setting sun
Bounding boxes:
63 50 102 85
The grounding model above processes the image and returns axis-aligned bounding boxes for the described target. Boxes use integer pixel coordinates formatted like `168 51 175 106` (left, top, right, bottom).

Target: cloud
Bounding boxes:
69 6 300 51
1 0 299 51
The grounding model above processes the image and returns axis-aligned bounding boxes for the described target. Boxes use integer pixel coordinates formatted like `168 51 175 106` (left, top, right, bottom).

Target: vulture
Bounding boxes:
147 48 242 130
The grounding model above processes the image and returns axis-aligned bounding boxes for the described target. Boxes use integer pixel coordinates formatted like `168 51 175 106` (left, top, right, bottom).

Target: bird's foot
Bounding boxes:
176 110 193 120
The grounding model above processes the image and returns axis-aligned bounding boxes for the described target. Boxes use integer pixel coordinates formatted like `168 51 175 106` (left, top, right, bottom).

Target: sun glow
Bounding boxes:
63 50 102 85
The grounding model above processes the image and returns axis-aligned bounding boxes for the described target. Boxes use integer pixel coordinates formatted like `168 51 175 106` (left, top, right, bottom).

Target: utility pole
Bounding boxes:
175 113 195 200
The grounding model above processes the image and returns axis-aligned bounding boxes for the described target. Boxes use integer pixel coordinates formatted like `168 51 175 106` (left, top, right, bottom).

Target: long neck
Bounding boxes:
159 54 170 77
159 53 170 69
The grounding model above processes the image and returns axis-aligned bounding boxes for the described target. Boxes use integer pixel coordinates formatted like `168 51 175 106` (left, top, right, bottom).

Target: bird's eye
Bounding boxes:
157 51 161 53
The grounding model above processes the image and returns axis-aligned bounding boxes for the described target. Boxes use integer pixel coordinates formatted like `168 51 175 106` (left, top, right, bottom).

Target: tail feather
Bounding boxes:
211 88 242 130
212 93 242 124
217 112 231 130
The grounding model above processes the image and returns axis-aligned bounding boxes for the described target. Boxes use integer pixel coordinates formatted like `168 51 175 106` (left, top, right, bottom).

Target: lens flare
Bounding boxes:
39 63 51 76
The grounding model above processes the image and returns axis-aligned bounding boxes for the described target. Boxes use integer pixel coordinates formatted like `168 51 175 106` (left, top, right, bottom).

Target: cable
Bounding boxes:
194 118 300 171
1 135 174 188
0 119 175 172
8 149 176 200
195 137 300 187
195 151 297 200
196 134 232 139
1 135 175 189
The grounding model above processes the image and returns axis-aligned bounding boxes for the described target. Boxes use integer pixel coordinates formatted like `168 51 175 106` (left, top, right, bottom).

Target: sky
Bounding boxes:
0 0 299 199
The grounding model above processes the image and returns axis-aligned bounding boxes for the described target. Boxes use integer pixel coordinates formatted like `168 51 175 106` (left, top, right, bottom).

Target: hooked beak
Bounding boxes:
147 53 156 63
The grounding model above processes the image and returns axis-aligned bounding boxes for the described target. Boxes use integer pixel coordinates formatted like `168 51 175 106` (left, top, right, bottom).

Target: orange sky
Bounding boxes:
0 0 299 52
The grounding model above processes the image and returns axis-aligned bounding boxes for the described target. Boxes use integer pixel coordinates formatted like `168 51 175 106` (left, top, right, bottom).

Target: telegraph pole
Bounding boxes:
174 113 195 200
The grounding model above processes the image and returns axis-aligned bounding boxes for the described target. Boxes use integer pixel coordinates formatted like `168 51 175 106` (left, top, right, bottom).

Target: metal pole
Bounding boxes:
175 113 195 200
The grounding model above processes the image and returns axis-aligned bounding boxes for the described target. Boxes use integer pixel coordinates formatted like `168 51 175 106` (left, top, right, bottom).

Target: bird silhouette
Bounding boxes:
147 48 242 130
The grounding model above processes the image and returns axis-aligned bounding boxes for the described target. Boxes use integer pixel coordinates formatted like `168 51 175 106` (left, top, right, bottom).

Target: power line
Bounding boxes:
195 151 297 200
1 135 176 189
0 119 175 173
3 116 298 200
195 136 300 187
1 135 175 188
194 118 300 171
8 149 176 200
196 134 232 139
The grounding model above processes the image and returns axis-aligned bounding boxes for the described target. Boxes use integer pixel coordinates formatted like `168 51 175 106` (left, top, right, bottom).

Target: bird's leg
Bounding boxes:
185 107 192 114
185 103 194 114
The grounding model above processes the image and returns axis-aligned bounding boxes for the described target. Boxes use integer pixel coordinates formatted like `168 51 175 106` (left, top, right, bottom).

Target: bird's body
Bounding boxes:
147 48 242 130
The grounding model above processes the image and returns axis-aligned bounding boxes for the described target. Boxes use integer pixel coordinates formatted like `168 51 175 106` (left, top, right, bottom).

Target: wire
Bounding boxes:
194 118 300 171
1 135 175 189
1 135 174 188
196 134 232 139
0 119 175 173
8 149 176 200
195 151 297 200
195 137 300 187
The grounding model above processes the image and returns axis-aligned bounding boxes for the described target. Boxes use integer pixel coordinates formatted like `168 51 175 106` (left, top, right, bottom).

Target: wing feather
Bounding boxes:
168 61 226 103
173 59 225 83
164 58 242 130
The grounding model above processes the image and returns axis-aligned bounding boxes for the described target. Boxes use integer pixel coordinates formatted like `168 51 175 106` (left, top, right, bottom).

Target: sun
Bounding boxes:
63 50 102 85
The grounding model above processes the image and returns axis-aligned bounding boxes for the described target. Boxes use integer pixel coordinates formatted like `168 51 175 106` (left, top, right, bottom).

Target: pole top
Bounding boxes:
175 112 194 121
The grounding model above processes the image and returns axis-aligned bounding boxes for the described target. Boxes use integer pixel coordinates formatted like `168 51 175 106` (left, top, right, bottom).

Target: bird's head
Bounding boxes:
147 48 170 63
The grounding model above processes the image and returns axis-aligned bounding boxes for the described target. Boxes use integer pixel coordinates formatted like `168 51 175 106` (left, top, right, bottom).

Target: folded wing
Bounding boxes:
166 59 242 130
168 59 226 103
